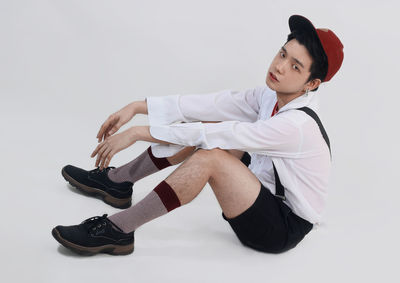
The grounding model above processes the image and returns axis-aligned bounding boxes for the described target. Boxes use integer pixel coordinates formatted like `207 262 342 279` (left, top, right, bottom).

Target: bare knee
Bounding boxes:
194 148 225 158
194 148 241 175
197 148 245 160
169 147 243 167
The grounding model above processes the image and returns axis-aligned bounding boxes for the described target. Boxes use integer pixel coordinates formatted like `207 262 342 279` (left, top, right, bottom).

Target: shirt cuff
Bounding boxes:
146 95 187 126
150 143 186 158
149 122 205 147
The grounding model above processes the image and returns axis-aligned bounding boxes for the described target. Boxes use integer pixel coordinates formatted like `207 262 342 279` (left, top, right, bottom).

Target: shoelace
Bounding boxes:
81 214 109 233
89 166 115 175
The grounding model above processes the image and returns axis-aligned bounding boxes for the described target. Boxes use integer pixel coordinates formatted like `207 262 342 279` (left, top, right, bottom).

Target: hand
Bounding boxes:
91 127 137 169
96 103 136 142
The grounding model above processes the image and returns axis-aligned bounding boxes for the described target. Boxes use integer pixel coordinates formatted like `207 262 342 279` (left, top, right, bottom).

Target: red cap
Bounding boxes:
288 15 344 82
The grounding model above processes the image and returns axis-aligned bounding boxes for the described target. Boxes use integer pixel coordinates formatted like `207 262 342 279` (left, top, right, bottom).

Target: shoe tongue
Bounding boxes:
107 219 125 233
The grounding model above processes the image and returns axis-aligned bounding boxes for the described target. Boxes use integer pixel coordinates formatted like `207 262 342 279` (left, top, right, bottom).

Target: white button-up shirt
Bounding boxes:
145 86 331 225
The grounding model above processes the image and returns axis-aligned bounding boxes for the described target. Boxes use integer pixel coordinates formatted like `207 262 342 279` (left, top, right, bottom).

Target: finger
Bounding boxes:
99 126 110 142
100 147 113 170
101 123 115 142
95 143 108 167
91 142 104 158
99 149 110 170
96 154 102 168
96 149 107 168
91 141 107 158
96 122 110 141
104 151 115 168
97 116 117 141
102 125 118 142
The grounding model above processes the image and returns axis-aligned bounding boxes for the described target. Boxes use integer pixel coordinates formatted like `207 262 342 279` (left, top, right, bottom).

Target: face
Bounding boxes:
266 39 316 95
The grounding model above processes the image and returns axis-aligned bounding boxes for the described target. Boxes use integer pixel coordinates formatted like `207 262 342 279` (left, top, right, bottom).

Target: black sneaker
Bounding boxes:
52 214 134 256
61 165 133 209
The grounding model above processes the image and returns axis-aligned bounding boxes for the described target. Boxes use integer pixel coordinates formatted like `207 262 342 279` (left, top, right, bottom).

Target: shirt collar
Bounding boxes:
275 91 319 114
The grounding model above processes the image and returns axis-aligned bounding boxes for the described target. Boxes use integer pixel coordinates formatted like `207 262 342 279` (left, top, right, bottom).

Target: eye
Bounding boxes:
279 51 285 58
292 64 299 71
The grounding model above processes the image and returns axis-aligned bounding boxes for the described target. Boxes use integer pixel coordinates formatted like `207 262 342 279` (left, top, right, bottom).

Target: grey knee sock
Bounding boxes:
107 180 181 233
107 146 172 184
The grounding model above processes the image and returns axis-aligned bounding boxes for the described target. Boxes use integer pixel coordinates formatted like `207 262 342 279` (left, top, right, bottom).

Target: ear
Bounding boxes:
306 78 322 91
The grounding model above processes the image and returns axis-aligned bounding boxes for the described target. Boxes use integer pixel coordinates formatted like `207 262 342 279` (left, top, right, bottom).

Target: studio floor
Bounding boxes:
2 92 396 283
1 1 398 282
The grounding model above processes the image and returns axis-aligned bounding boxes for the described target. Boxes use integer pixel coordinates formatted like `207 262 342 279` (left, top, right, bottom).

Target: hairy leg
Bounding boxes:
108 148 258 232
165 148 260 218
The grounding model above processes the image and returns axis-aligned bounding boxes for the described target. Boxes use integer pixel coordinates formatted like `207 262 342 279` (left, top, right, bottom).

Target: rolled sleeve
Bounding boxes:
149 122 205 147
145 95 187 126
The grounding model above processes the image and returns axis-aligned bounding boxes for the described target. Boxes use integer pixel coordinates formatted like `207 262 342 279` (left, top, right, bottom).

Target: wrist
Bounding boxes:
128 126 140 142
131 100 148 115
128 102 137 116
133 125 171 145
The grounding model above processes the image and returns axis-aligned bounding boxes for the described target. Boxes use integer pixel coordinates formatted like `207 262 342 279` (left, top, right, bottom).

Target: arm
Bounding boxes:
93 117 290 170
133 120 221 145
91 124 177 169
145 86 265 126
131 100 221 123
133 126 174 145
145 117 307 158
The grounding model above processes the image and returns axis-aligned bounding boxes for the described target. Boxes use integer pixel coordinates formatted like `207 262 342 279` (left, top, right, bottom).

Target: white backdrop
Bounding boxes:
1 0 398 282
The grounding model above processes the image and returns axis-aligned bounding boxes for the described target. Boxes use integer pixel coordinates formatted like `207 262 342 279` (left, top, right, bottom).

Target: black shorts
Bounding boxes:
222 152 313 254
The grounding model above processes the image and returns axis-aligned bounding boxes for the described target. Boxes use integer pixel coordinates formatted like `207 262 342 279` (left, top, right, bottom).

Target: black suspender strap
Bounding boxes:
273 162 286 200
298 107 331 157
272 107 331 201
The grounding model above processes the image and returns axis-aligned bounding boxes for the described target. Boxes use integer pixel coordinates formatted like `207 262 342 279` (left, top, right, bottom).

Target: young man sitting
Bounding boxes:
52 14 344 255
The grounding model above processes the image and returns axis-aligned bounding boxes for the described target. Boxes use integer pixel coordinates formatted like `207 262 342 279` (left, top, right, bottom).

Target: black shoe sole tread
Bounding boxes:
52 228 134 256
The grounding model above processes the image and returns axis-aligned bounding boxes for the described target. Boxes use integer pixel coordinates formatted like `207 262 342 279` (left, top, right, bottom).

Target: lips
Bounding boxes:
269 72 279 82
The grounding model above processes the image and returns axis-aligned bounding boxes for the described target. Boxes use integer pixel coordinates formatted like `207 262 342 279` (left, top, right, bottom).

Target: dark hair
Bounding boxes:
285 30 328 92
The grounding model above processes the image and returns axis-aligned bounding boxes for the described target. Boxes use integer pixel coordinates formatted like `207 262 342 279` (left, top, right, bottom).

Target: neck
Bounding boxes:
276 91 304 111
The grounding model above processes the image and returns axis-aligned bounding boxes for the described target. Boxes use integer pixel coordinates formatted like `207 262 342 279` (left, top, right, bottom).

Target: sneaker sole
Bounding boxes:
61 168 132 209
52 227 134 256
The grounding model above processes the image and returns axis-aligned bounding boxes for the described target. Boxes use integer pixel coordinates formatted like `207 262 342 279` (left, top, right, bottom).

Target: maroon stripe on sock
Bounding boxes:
147 146 172 170
153 180 181 212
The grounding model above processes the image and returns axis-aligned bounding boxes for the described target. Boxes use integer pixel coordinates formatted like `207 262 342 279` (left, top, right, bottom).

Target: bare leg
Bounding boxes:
108 148 258 232
165 148 260 218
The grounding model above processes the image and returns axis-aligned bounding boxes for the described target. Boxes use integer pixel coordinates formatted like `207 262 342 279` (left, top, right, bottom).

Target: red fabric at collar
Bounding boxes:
271 102 279 117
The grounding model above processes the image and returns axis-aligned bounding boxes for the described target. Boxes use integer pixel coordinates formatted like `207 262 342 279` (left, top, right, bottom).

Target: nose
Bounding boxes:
275 60 286 74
